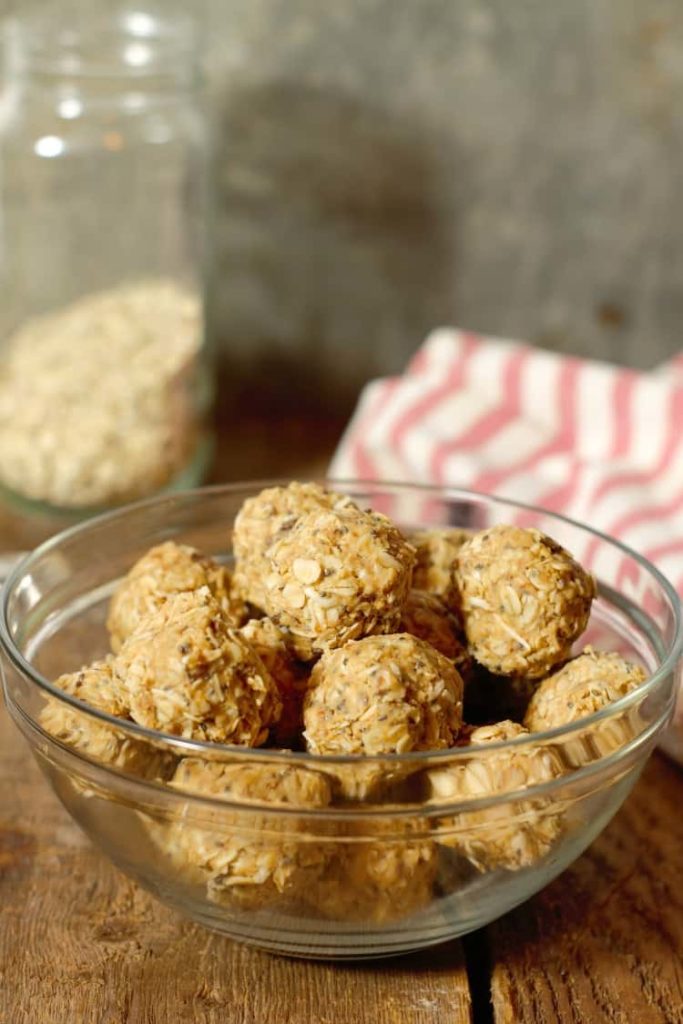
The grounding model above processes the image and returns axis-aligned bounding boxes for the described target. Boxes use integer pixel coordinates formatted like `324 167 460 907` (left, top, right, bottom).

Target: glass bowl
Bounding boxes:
1 481 681 960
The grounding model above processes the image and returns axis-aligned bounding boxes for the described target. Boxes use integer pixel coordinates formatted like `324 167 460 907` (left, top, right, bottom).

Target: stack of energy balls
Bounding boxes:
41 482 647 922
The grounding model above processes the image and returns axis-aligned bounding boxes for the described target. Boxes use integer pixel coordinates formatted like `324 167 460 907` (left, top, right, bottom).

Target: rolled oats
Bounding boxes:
0 280 202 507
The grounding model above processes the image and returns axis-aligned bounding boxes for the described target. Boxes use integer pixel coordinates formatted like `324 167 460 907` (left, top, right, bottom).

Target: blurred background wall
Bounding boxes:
5 1 683 413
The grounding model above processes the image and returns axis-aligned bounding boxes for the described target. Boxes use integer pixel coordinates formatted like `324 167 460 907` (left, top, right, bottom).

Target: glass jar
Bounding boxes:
0 6 213 515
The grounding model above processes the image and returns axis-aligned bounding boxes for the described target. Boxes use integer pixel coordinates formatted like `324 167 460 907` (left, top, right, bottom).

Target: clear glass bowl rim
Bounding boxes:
2 478 681 773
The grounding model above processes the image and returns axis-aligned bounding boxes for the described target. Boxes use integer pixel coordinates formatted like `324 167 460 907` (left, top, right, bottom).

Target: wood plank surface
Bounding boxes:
489 753 683 1024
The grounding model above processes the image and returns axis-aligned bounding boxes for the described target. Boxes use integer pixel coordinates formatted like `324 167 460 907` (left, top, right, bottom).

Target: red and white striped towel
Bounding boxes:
330 329 683 756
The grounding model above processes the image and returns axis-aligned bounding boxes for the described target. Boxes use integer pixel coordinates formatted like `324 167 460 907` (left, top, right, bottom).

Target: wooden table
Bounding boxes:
1 413 682 1023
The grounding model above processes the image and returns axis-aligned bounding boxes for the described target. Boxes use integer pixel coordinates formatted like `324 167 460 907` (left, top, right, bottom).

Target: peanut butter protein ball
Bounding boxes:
40 659 171 779
107 541 246 652
524 647 647 732
429 720 565 870
263 506 416 657
232 482 356 610
304 633 464 756
155 758 333 910
169 756 332 807
455 525 596 678
114 589 281 744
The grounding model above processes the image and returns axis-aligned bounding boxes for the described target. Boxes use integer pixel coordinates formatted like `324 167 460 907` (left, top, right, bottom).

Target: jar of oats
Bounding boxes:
0 7 213 513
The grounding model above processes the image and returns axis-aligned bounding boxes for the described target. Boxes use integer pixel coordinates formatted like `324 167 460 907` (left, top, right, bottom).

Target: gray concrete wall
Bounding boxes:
6 1 683 410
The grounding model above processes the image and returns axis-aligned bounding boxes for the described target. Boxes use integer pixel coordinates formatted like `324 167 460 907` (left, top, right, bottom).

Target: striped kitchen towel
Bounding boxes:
331 328 683 595
330 329 683 758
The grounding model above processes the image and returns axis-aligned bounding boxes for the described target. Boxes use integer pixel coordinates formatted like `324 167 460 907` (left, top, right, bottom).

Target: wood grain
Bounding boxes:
489 753 683 1024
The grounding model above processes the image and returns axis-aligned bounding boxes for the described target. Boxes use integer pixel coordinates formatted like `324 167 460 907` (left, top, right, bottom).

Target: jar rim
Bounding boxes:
5 8 201 80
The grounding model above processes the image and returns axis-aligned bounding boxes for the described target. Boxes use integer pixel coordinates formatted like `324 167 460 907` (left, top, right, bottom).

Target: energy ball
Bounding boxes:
524 647 647 733
304 634 464 756
155 758 333 910
232 482 356 610
170 756 332 806
429 720 565 871
107 541 247 652
239 617 310 748
40 659 171 780
263 506 416 657
409 526 474 606
52 657 127 717
308 836 437 924
400 589 473 680
114 588 281 745
455 525 596 678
